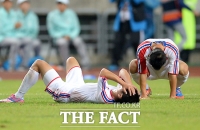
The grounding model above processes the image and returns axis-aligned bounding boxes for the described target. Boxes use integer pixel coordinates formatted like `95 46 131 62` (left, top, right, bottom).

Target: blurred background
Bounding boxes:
0 0 200 71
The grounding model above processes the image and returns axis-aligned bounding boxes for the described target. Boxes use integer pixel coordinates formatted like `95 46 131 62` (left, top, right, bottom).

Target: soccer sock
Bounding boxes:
15 68 39 99
177 72 189 88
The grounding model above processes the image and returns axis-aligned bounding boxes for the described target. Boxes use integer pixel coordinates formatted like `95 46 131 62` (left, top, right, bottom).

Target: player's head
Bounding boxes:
149 48 166 70
114 89 140 103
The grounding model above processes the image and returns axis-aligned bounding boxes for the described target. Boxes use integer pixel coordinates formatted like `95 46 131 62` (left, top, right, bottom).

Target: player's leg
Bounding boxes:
66 57 80 74
176 60 189 98
65 57 85 85
0 59 55 102
16 59 53 97
129 59 152 96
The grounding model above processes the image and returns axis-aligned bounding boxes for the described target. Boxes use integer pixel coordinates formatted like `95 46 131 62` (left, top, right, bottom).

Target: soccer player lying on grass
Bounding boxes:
0 57 139 103
129 39 189 99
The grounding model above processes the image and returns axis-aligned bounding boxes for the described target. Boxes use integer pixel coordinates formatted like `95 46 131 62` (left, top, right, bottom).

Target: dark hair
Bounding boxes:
149 48 166 70
115 89 140 103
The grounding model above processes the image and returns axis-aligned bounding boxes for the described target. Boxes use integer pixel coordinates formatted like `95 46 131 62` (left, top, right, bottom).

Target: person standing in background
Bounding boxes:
177 0 199 63
47 0 90 69
0 0 20 71
16 0 41 70
108 0 146 71
144 0 160 39
161 0 199 53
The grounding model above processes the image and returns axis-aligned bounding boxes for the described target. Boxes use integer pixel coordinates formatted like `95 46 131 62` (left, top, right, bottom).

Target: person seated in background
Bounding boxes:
47 0 90 69
0 0 20 71
16 0 41 70
0 57 139 104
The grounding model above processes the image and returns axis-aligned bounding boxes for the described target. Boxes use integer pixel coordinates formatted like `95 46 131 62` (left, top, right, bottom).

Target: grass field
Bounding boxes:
0 78 200 130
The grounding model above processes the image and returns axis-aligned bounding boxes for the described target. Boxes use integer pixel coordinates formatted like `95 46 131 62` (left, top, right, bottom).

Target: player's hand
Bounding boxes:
122 84 136 96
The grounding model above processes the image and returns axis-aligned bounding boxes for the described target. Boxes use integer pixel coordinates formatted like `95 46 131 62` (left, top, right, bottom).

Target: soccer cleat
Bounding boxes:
146 87 152 96
0 94 24 103
176 87 184 99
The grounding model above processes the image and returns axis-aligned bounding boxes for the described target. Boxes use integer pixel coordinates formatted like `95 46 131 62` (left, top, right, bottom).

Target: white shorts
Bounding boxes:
43 69 65 98
43 67 85 102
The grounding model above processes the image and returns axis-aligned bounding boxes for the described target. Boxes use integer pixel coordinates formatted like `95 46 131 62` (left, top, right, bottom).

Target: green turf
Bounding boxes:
0 78 200 130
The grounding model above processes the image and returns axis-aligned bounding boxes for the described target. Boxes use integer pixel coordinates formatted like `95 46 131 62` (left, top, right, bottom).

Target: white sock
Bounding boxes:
15 68 39 99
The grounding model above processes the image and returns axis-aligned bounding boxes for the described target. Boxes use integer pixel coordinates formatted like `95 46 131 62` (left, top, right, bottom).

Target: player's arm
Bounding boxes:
99 68 135 95
167 45 179 98
169 74 177 98
137 49 148 99
119 68 138 92
140 74 148 99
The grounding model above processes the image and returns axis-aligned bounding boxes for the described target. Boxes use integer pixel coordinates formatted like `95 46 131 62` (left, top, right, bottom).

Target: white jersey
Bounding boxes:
137 38 179 78
69 77 116 103
44 67 117 103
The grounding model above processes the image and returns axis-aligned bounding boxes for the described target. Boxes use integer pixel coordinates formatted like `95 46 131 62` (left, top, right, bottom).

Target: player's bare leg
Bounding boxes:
179 60 189 76
0 60 56 103
31 59 54 78
66 57 80 74
129 59 152 96
176 60 189 98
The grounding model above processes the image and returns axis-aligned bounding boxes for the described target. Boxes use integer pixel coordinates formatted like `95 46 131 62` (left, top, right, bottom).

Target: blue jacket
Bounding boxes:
110 0 146 32
47 9 80 39
0 7 18 42
16 10 39 39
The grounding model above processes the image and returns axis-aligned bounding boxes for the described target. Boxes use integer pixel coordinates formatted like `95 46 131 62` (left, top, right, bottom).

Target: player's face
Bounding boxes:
115 88 124 99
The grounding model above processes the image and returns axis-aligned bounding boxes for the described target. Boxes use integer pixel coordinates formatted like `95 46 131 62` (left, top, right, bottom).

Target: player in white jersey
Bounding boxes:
0 57 139 103
129 39 189 99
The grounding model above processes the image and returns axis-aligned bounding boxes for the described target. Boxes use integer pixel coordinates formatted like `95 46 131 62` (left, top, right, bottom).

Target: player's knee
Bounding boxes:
66 57 76 63
34 59 45 66
129 59 137 74
31 59 45 70
179 60 189 76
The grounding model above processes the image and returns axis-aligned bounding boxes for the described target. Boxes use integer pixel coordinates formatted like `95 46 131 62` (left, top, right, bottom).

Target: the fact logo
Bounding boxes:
60 103 140 127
